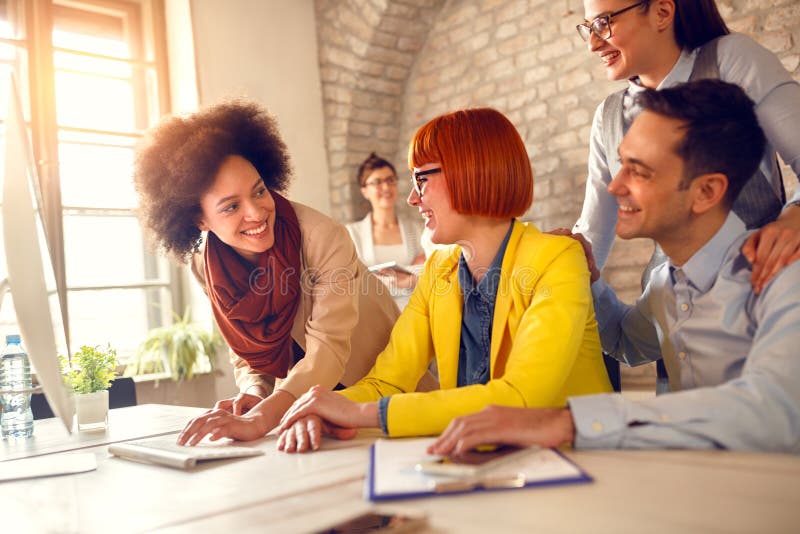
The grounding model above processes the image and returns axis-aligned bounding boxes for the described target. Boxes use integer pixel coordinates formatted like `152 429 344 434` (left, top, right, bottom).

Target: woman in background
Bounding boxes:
133 101 430 445
346 153 425 309
275 108 612 452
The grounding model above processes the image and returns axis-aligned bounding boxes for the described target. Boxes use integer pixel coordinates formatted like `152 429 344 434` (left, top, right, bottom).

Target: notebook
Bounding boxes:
108 438 264 469
366 437 591 501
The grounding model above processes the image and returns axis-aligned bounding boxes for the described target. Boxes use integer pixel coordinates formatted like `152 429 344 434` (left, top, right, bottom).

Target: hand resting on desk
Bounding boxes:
276 385 378 452
177 389 296 446
428 405 576 456
177 409 269 446
277 414 358 452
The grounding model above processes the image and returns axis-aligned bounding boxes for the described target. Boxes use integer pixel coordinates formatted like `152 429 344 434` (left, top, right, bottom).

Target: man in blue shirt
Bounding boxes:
429 79 800 454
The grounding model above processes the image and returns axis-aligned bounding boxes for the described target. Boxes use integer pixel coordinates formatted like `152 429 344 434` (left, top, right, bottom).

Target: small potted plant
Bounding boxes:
59 344 117 431
125 308 222 381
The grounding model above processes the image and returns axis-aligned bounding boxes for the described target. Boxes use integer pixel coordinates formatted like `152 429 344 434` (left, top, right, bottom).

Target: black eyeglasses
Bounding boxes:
411 167 441 197
363 175 398 188
576 0 646 42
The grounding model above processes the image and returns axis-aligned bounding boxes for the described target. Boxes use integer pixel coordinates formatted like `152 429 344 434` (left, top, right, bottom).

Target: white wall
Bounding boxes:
189 0 331 214
135 373 219 408
161 1 329 406
164 0 199 114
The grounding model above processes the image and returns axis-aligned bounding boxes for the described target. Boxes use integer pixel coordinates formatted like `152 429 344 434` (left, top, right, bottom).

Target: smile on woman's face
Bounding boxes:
583 0 656 82
407 162 467 246
361 166 399 211
198 155 276 264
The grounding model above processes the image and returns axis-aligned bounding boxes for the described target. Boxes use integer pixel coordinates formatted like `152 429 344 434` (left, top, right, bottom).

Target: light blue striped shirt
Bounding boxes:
570 213 800 453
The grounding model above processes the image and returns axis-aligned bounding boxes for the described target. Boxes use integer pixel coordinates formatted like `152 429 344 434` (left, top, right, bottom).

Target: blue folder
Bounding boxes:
365 440 593 502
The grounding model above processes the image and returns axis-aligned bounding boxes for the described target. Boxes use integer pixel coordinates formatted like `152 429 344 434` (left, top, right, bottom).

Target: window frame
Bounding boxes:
1 0 183 360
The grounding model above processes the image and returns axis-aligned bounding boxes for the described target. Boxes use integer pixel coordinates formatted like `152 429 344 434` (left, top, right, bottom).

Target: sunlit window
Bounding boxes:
0 0 175 361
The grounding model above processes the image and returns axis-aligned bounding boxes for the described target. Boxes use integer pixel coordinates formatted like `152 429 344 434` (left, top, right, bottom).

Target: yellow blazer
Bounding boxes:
341 220 612 437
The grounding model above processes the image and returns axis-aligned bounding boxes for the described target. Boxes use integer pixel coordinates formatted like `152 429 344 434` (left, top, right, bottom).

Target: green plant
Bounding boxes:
59 344 118 394
125 308 223 380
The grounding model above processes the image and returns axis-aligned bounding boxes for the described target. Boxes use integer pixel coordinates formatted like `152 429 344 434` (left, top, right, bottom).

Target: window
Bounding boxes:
0 0 178 361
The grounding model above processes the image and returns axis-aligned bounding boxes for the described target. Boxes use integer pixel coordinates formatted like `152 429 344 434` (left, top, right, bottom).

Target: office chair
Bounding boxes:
31 376 137 420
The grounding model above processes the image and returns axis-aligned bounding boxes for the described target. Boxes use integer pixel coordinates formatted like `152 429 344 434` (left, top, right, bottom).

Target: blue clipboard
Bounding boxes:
365 440 593 502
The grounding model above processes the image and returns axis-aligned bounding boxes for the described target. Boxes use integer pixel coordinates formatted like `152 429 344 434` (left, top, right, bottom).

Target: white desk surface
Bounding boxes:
0 404 205 462
2 404 799 533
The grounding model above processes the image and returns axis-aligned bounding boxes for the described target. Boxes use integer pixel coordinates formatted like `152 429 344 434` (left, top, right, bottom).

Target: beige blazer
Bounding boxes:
192 202 432 399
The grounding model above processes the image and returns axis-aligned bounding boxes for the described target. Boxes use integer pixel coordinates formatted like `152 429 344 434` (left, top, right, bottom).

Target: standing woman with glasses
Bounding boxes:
571 0 800 293
346 153 425 309
274 108 612 452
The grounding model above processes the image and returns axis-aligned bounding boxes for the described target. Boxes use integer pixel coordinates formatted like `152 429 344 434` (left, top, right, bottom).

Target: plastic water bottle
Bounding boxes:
1 334 34 439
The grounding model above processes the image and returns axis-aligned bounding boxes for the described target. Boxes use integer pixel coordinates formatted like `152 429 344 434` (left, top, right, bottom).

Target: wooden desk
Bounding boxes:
2 405 798 533
0 404 205 462
2 430 377 533
153 449 800 534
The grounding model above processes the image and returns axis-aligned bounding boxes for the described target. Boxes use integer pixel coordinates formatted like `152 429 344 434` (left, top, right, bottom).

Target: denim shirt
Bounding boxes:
456 222 514 386
377 221 513 434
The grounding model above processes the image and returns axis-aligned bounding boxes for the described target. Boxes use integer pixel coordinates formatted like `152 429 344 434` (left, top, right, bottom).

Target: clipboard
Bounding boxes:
365 438 592 501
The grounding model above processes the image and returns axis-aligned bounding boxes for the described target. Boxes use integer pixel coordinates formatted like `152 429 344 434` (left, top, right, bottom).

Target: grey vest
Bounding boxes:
601 38 786 230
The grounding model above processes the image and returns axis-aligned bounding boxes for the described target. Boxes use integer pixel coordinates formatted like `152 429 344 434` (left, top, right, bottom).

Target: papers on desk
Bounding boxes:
366 438 591 501
0 452 96 482
109 438 264 469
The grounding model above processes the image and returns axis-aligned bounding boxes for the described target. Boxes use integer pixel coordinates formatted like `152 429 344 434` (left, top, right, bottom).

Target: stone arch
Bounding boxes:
315 0 446 222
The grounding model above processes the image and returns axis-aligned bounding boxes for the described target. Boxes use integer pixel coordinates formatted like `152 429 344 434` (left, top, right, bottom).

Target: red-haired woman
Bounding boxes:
275 108 613 451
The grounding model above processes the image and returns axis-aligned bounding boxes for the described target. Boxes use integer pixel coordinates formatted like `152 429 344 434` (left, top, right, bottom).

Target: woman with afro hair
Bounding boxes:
134 101 435 444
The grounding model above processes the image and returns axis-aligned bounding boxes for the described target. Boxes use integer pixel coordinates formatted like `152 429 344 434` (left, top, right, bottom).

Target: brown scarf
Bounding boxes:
204 192 301 378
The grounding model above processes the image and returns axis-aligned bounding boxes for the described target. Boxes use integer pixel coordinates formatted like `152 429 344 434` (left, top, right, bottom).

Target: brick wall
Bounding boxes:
316 0 800 388
314 0 445 222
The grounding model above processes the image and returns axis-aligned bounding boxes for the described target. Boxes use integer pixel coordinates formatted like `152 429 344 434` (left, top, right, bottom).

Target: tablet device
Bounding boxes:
367 261 413 275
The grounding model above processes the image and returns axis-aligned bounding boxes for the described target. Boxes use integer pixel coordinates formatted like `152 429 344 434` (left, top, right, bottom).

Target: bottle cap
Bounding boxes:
6 334 21 344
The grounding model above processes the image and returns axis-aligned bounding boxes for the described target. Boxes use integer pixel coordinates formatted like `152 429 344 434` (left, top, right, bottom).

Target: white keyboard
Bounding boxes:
109 438 264 469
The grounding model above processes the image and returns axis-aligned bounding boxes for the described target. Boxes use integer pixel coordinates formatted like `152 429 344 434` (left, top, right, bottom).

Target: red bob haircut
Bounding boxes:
408 108 533 218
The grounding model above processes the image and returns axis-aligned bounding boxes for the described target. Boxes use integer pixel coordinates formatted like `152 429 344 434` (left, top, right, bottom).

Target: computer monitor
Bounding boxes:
1 74 74 432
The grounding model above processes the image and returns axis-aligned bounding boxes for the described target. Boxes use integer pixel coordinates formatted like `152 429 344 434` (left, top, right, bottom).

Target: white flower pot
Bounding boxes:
75 390 109 431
